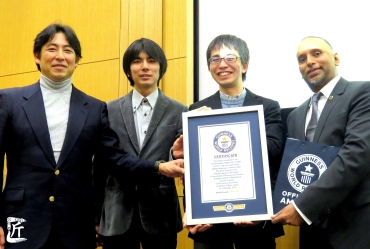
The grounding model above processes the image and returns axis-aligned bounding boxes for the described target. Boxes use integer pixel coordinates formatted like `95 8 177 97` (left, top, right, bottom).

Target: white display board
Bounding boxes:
196 0 370 108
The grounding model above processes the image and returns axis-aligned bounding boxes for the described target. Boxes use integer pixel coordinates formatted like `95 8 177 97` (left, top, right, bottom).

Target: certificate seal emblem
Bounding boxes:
287 154 327 192
225 203 234 213
213 131 236 153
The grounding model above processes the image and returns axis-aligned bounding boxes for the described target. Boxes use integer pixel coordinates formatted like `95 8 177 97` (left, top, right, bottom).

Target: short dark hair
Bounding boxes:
206 34 250 82
33 23 82 71
123 38 167 86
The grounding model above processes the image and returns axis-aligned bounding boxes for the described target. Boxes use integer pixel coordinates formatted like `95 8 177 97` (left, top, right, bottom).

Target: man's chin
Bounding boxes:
305 76 324 86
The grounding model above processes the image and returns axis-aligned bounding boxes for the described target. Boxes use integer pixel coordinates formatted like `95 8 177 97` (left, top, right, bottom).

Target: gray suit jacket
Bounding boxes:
98 89 187 236
287 78 370 249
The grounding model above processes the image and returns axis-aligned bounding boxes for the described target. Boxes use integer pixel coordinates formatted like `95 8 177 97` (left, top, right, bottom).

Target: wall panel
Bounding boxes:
0 0 120 77
162 58 187 104
276 226 299 249
119 0 163 96
163 0 187 60
118 0 130 97
162 0 194 248
73 60 120 102
0 72 41 89
162 0 193 106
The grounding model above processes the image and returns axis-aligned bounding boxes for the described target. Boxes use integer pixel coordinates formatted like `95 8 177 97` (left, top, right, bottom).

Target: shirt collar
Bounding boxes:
132 88 159 111
40 74 72 91
219 88 247 99
318 75 341 99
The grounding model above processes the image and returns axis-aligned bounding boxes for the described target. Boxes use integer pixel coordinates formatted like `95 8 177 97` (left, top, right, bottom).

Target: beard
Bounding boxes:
304 73 325 87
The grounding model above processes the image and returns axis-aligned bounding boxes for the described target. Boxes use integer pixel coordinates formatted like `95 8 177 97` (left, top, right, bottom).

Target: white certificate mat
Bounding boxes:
183 105 273 225
198 122 255 203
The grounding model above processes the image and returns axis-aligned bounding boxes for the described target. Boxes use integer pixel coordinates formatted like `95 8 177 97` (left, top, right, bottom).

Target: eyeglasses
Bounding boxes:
208 54 240 65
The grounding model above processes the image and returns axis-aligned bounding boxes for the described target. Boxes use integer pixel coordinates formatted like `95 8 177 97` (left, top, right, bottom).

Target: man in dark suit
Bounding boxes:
0 24 184 249
272 36 370 249
177 34 284 249
97 38 187 249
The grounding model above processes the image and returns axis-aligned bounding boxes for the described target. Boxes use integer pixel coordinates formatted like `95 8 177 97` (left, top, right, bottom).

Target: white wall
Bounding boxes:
197 0 370 108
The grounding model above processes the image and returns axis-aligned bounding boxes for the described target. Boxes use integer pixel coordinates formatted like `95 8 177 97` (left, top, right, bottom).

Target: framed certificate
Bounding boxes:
183 105 273 225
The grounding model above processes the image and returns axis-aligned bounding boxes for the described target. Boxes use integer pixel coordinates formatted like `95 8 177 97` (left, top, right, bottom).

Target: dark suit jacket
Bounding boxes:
98 89 187 236
287 78 370 249
187 89 284 243
0 82 156 249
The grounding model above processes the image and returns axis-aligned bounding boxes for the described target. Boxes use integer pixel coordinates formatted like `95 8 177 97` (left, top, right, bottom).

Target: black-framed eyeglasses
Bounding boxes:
208 54 240 65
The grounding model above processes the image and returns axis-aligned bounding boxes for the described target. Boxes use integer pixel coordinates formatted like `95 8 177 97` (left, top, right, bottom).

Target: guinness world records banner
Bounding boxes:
272 138 340 213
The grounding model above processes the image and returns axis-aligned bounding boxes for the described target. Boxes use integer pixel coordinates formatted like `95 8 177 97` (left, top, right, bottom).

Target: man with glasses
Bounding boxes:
179 34 284 249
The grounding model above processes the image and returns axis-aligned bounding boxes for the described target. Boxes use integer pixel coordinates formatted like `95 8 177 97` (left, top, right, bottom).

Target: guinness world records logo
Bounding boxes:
287 154 327 192
225 203 234 213
213 131 236 153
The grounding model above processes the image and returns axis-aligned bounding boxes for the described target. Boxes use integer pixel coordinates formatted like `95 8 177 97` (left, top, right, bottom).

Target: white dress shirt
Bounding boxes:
294 75 341 225
132 88 158 149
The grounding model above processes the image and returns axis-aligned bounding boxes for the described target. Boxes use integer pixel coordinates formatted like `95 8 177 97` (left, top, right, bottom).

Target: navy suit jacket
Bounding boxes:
287 78 370 249
0 82 156 249
98 89 187 236
187 89 284 243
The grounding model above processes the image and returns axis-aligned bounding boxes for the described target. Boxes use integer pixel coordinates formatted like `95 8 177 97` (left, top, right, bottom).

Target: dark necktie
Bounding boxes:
306 92 322 142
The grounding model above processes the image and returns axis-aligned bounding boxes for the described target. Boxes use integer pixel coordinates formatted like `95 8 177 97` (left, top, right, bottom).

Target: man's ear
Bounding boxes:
34 53 40 64
75 58 80 68
334 53 340 66
242 62 249 73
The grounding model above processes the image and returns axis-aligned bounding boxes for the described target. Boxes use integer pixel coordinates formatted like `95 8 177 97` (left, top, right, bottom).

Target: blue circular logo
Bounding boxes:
213 131 236 153
287 154 327 192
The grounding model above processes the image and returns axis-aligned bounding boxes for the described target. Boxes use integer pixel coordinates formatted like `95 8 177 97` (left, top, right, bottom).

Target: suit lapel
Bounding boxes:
120 91 140 154
22 83 56 166
295 100 311 140
243 89 259 106
314 78 347 142
141 89 168 150
57 87 88 167
206 91 223 109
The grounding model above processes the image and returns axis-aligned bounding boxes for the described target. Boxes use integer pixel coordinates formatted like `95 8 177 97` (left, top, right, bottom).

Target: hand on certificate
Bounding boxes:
192 106 212 112
182 212 213 234
172 106 212 160
233 220 262 227
271 203 304 226
172 135 184 159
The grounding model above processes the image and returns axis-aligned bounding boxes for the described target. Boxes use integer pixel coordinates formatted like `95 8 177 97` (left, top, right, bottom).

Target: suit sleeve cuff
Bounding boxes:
292 200 312 225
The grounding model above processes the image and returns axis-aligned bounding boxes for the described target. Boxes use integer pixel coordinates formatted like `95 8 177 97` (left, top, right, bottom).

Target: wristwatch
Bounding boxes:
154 160 165 175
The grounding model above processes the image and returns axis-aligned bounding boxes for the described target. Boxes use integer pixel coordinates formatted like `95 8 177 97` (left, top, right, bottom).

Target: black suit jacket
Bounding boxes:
287 78 370 249
98 89 187 236
0 82 156 249
187 89 284 243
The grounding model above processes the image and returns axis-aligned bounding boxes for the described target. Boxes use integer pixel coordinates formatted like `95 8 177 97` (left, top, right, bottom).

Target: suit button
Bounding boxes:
49 196 55 202
55 169 60 175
